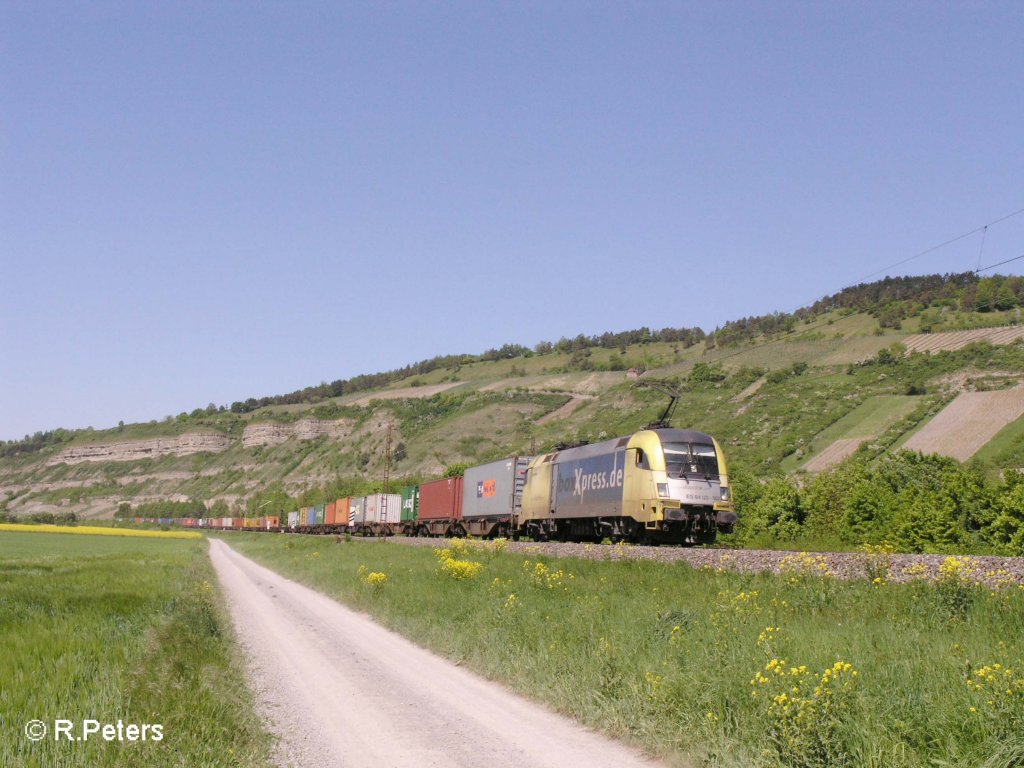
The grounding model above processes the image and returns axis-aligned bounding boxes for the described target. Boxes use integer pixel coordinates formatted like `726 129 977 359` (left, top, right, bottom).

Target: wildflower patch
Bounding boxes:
434 544 484 581
357 565 388 588
966 662 1024 733
751 659 859 768
523 559 574 591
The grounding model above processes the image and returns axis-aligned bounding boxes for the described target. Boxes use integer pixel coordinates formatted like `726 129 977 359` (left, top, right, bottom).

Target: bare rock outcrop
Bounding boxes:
48 432 230 465
242 418 354 448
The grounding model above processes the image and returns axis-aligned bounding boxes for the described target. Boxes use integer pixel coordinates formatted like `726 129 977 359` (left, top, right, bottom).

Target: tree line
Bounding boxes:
729 451 1024 555
225 325 705 414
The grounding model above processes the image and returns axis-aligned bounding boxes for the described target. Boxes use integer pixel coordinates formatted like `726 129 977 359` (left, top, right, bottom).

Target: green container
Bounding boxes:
401 485 420 521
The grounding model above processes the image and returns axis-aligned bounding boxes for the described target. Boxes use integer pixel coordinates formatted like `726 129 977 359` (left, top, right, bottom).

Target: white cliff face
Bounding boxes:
48 433 231 465
42 417 358 465
242 418 354 447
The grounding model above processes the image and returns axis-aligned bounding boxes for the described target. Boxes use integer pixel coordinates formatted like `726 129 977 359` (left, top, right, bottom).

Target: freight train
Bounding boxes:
178 427 736 546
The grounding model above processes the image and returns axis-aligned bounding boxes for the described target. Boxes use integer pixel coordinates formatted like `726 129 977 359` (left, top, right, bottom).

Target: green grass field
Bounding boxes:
0 531 271 768
972 412 1024 468
223 533 1024 768
785 395 923 472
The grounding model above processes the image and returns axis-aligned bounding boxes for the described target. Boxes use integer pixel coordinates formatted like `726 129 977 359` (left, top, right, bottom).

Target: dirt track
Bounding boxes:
208 539 662 768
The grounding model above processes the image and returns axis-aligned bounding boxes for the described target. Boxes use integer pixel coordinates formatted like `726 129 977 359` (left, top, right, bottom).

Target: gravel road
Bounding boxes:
208 538 664 768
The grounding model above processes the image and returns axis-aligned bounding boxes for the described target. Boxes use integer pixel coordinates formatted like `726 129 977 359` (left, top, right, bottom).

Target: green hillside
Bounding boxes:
2 273 1024 543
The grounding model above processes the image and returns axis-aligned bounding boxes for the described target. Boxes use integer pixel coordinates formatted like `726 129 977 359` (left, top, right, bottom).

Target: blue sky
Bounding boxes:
2 1 1023 441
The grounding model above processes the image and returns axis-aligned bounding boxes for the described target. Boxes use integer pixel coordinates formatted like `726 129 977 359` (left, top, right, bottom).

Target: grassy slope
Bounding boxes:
780 395 922 472
4 307 1024 515
0 531 272 767
971 411 1024 467
225 533 1024 768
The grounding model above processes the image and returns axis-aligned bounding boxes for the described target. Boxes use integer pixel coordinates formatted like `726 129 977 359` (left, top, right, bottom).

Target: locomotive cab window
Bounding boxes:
633 448 649 469
662 442 718 479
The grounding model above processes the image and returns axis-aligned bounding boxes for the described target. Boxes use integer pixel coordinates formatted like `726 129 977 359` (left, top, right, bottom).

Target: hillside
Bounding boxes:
3 273 1024 522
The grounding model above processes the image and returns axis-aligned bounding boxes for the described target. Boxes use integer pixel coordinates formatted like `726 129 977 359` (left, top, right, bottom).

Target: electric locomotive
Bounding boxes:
519 428 735 545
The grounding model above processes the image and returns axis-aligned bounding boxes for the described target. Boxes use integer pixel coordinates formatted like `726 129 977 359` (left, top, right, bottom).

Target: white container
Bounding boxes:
363 493 402 524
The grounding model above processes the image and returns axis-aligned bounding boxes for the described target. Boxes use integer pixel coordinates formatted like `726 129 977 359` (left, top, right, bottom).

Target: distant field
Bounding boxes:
797 395 921 472
972 411 1024 467
350 381 463 405
0 532 270 767
0 523 201 539
536 395 591 425
902 389 1024 460
903 326 1024 354
803 438 866 472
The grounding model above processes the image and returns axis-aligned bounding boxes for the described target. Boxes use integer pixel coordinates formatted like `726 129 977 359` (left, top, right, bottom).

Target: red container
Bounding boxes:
418 477 463 521
326 501 337 525
231 517 245 529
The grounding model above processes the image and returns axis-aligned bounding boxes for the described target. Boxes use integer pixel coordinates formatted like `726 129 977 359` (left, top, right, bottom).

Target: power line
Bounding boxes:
699 254 1024 369
975 225 988 272
772 205 1024 318
976 253 1024 274
672 208 1024 374
855 205 1024 283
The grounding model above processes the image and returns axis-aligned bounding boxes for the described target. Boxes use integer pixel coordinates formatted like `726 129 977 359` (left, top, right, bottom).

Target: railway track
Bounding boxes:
385 536 1024 586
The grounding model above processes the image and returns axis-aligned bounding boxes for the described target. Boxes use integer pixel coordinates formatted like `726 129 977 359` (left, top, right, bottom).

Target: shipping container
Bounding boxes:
232 517 245 529
287 511 299 528
265 515 279 529
401 486 420 521
418 477 463 521
462 457 531 519
305 507 316 526
334 498 351 526
313 504 325 525
325 501 337 526
350 497 365 525
364 493 402 524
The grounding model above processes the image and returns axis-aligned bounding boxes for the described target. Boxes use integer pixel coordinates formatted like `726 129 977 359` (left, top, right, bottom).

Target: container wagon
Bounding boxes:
351 493 402 537
414 476 464 537
460 457 531 538
401 486 419 524
336 497 353 527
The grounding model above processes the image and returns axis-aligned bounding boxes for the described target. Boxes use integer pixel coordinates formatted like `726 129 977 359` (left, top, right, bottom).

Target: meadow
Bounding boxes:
225 533 1024 768
0 531 270 767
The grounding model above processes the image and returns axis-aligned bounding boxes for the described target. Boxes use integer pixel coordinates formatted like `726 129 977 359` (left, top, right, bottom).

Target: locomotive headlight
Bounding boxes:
657 483 670 498
720 486 730 501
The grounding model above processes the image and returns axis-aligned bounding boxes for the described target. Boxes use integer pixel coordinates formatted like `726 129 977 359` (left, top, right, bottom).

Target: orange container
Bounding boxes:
326 501 337 525
335 497 351 526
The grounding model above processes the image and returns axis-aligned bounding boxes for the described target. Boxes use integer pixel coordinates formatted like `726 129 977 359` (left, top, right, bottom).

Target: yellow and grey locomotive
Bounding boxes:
519 428 735 545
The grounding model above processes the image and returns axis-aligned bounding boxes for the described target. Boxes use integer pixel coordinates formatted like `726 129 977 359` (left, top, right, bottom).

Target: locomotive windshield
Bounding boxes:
662 442 719 479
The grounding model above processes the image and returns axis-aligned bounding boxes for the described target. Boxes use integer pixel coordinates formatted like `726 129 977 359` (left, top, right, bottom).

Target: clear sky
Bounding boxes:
2 2 1023 441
